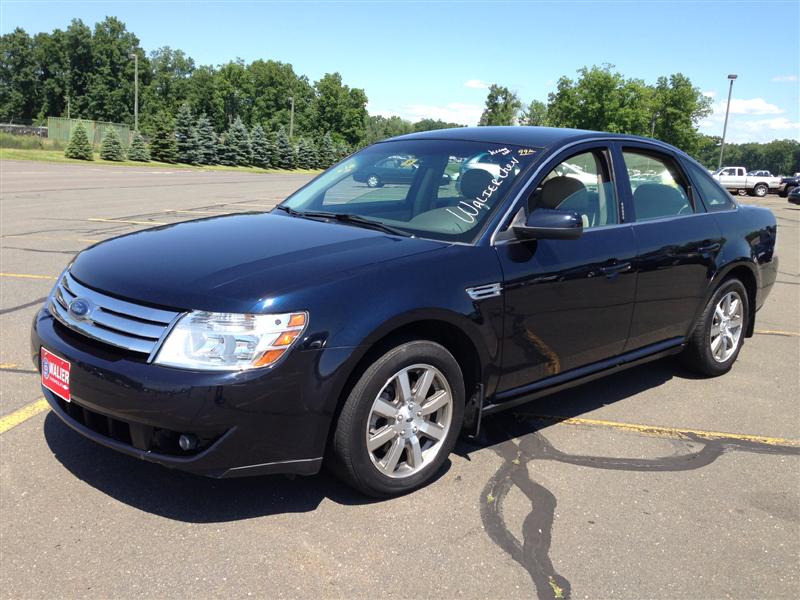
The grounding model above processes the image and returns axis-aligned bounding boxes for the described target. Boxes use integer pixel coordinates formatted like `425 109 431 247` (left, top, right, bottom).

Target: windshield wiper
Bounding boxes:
276 207 413 237
274 205 302 216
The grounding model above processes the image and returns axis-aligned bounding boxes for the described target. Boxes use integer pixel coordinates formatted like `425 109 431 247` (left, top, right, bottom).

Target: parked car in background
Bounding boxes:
788 185 800 205
354 155 450 188
712 166 781 197
779 174 800 197
33 126 778 497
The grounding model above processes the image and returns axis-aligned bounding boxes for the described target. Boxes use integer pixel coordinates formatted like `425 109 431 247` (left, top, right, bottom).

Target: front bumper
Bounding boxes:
32 308 352 478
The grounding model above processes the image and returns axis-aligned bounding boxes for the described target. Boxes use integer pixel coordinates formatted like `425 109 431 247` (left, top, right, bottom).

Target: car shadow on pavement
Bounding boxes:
455 356 692 457
43 413 451 522
43 356 685 522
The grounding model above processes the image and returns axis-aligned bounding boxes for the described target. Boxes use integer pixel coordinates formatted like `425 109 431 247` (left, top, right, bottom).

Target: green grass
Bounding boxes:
0 147 322 175
0 131 67 151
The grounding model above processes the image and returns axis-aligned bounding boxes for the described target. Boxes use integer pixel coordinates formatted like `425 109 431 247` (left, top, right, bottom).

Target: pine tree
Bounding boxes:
274 127 295 170
175 103 199 164
250 124 271 169
149 112 178 163
99 128 126 161
64 121 94 161
318 132 337 169
127 131 150 162
295 137 318 170
216 133 233 166
225 117 252 166
195 114 217 165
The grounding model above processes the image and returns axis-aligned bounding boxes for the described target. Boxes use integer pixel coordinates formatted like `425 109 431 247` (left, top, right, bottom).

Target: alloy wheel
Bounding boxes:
365 364 453 478
710 290 744 363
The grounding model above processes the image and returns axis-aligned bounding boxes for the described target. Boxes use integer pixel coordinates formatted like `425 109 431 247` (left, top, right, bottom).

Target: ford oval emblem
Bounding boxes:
42 356 50 378
68 298 93 320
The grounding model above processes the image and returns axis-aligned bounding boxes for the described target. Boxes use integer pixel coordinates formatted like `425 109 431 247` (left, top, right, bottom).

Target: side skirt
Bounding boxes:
482 338 685 416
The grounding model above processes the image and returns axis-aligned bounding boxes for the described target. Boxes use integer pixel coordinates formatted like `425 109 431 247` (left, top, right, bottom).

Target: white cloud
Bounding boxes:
464 79 491 89
369 102 483 126
772 74 798 82
702 90 716 98
715 97 784 115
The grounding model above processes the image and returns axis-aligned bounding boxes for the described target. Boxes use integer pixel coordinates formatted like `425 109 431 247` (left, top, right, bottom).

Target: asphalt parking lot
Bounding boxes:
1 159 798 599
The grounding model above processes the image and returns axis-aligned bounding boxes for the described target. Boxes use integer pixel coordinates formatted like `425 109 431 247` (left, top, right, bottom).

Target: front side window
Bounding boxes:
685 160 734 212
622 150 693 222
281 140 540 243
527 149 619 229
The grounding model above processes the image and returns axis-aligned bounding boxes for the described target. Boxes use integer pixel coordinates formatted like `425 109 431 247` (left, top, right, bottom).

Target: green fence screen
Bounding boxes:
47 117 131 148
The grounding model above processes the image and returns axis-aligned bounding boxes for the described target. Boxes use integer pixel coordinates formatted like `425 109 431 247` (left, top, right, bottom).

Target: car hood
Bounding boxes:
69 212 446 312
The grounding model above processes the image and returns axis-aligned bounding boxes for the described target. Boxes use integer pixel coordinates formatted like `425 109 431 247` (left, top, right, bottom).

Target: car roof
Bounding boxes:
385 125 681 153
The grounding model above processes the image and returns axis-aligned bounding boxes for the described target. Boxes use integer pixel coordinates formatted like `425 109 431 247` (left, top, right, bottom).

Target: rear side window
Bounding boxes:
685 161 734 212
622 150 693 222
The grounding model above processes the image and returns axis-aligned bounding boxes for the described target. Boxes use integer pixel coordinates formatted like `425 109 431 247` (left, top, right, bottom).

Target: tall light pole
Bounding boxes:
129 52 139 131
718 74 737 169
288 96 295 140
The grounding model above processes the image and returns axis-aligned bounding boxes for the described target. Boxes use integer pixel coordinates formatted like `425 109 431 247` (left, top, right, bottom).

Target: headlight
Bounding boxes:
154 311 307 371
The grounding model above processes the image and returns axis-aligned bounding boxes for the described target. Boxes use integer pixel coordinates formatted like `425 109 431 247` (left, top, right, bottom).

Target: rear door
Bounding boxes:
616 143 723 351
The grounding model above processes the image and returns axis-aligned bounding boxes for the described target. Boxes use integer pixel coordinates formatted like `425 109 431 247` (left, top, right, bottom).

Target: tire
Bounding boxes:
330 340 465 497
680 279 749 377
737 189 747 196
753 183 768 197
366 174 382 188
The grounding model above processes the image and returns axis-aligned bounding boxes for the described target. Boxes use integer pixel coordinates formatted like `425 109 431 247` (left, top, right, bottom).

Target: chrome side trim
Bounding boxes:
466 283 503 300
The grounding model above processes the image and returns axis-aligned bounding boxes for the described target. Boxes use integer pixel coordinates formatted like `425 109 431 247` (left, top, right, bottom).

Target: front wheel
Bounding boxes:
753 183 768 197
681 279 749 376
366 174 382 188
330 341 464 497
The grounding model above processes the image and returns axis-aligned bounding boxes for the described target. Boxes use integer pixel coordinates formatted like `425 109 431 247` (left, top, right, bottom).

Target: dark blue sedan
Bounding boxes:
32 126 778 496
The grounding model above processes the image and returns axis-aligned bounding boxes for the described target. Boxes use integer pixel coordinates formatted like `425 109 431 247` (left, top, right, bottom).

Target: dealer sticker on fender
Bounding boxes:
41 347 71 402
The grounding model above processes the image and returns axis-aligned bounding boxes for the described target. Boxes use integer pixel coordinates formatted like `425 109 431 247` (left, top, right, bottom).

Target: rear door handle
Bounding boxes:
698 242 721 254
600 261 632 277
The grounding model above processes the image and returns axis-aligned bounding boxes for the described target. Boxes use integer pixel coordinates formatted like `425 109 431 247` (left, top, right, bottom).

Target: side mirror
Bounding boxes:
513 208 583 240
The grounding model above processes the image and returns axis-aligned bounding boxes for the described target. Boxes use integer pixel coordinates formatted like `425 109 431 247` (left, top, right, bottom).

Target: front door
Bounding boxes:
494 145 637 395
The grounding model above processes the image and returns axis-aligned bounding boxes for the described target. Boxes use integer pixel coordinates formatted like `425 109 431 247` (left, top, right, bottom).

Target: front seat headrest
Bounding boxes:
459 168 494 200
539 176 585 209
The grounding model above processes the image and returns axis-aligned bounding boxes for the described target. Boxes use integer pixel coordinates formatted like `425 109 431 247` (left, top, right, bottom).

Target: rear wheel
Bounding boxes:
330 340 464 497
753 183 768 197
366 174 382 188
681 279 749 376
737 189 748 196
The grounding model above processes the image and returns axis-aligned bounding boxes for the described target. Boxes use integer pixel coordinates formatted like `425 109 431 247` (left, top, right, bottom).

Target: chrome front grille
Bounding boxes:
49 272 181 356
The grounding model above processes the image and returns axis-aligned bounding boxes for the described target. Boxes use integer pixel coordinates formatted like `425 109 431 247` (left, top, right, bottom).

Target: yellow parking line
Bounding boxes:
0 272 56 280
754 329 800 337
532 414 800 448
0 398 49 435
0 363 19 369
88 218 168 226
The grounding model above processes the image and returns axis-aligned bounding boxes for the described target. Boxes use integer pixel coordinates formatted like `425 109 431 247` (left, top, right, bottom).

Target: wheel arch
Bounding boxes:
325 314 487 450
698 261 758 338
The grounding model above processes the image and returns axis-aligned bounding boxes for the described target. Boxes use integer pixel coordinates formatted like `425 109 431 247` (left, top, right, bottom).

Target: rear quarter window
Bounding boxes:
685 161 735 212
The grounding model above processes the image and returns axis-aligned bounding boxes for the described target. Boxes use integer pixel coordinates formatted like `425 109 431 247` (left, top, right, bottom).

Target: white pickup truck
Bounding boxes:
712 166 781 197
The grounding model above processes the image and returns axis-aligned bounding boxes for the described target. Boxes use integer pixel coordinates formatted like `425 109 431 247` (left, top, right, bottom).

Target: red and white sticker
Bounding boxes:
41 347 71 402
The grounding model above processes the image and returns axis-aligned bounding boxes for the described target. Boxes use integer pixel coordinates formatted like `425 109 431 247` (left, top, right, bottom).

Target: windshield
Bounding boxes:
280 139 540 243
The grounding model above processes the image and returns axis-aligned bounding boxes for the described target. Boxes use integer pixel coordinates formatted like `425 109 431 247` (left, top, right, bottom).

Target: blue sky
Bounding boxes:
2 0 798 143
